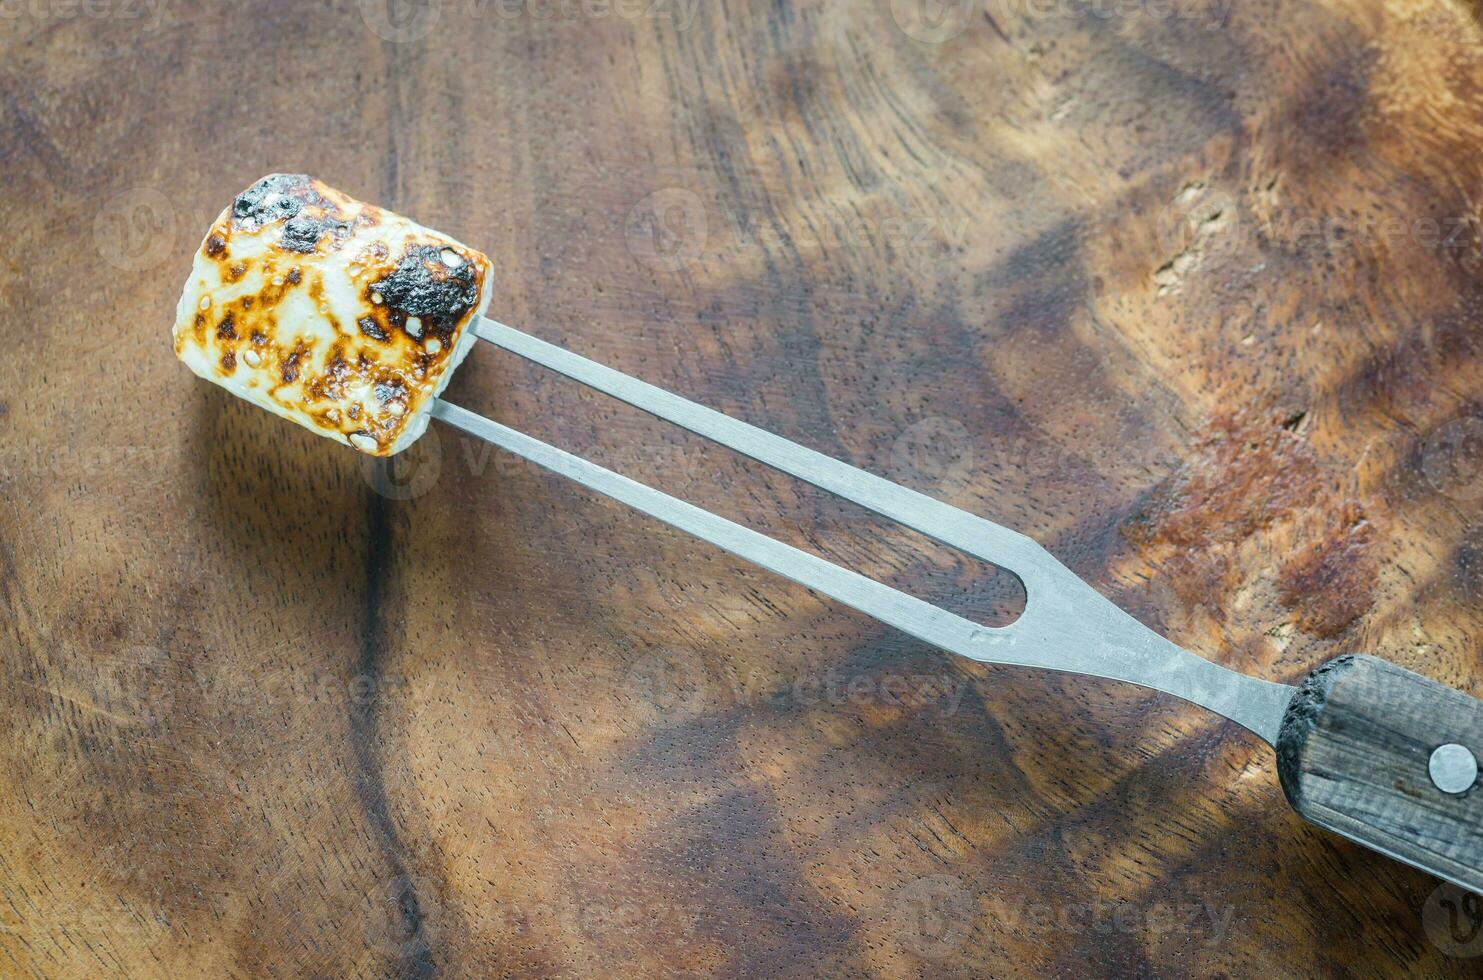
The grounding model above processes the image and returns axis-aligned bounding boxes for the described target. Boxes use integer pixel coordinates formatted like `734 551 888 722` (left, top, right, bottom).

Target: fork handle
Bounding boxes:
1277 655 1483 891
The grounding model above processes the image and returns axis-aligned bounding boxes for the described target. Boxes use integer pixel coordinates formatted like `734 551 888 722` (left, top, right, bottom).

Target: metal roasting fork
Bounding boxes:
432 317 1483 893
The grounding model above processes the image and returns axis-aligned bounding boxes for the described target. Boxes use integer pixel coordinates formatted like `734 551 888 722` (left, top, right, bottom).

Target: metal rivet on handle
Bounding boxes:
1429 743 1478 794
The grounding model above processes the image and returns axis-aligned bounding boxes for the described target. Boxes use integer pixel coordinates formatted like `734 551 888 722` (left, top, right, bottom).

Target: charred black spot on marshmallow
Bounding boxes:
216 313 236 340
232 174 320 230
280 213 353 254
308 349 354 402
205 234 227 258
282 344 306 384
280 215 321 252
358 316 388 341
370 245 480 337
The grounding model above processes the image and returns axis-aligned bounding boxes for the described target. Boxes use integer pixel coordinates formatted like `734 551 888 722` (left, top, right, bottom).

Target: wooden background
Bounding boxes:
4 0 1483 974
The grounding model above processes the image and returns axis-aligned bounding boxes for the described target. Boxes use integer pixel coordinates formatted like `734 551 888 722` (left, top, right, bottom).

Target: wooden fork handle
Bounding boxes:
1277 655 1483 892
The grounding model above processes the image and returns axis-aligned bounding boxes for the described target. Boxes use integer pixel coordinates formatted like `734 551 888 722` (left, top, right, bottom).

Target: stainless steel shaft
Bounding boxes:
434 321 1294 743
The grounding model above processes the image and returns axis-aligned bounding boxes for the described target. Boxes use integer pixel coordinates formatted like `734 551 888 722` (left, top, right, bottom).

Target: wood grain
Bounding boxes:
5 0 1483 975
1278 654 1483 893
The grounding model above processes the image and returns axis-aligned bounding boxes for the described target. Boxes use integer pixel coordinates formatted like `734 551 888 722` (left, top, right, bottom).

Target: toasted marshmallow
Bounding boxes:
172 174 493 455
